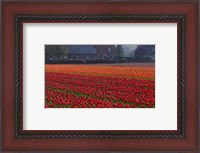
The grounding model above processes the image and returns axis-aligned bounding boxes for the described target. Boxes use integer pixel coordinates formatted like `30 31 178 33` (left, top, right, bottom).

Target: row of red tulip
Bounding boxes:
45 72 155 108
45 89 153 108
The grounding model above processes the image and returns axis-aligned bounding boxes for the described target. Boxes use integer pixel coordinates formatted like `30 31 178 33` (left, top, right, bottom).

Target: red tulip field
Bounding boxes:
45 63 155 108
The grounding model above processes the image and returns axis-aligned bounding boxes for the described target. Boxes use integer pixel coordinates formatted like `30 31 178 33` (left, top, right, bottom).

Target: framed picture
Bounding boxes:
2 1 199 152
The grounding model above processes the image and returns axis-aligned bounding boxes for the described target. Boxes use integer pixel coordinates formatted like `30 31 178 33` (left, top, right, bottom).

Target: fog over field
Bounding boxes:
121 45 138 57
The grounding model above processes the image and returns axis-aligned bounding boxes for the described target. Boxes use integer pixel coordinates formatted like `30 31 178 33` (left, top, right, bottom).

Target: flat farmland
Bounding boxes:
93 62 155 67
45 62 155 108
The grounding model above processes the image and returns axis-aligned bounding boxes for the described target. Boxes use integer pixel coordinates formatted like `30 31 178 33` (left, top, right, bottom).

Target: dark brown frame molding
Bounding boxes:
2 2 198 151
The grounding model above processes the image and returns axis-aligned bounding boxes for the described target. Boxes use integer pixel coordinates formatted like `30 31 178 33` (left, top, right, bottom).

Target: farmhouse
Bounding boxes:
95 45 119 59
67 45 120 60
67 45 97 59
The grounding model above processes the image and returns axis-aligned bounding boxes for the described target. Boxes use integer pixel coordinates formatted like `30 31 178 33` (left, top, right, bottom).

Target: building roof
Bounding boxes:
68 45 97 55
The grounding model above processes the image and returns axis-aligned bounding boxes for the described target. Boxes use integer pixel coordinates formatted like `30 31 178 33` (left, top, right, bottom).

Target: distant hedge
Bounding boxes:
45 58 154 64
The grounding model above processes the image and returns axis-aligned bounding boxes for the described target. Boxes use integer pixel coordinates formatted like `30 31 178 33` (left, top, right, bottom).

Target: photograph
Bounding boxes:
45 44 155 108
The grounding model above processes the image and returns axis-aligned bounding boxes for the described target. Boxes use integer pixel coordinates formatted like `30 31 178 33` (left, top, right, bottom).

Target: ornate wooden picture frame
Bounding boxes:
2 1 198 152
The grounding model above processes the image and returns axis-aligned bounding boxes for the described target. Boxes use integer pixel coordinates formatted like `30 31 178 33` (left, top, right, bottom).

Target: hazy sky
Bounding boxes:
122 45 138 57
